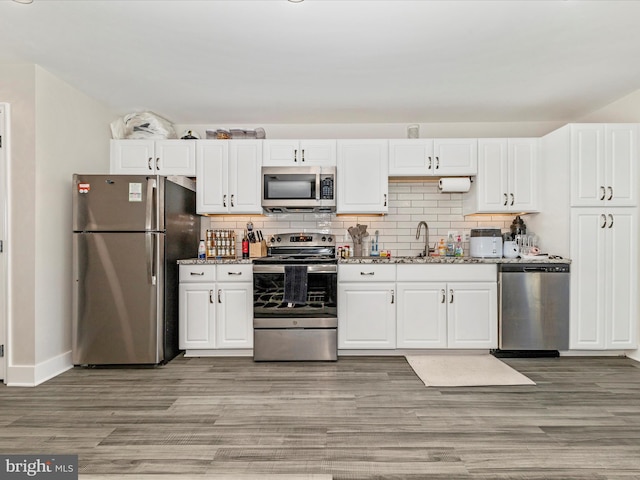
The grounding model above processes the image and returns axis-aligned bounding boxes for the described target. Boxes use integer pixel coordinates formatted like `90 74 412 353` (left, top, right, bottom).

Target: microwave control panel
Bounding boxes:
320 176 334 200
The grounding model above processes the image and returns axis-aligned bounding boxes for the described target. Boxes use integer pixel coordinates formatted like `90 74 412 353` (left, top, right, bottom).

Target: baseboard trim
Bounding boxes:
6 350 73 387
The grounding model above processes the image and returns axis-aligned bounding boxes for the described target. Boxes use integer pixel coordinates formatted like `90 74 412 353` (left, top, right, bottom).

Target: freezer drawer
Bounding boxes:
72 231 164 365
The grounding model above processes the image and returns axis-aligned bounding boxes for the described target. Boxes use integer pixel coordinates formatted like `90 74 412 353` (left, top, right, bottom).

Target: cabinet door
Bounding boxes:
570 209 606 349
299 140 337 166
447 282 497 349
571 125 606 207
110 139 155 174
433 139 477 176
475 139 509 212
509 138 538 212
605 209 637 348
388 139 433 176
396 282 447 348
216 283 253 349
179 283 216 349
338 282 396 349
263 140 299 166
337 140 389 214
605 124 637 207
196 141 229 214
155 140 196 175
228 140 263 214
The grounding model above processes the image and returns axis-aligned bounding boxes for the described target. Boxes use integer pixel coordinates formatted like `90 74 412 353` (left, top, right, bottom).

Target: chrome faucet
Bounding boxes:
416 221 431 257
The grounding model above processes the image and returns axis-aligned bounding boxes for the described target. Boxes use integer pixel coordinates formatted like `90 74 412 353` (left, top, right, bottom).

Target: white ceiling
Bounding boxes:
1 0 640 125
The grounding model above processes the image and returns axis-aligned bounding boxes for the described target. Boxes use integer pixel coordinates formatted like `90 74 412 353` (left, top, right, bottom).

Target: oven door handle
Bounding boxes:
253 264 337 274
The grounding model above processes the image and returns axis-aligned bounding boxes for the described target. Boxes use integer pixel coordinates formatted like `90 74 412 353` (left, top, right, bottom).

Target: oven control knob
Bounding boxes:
276 236 281 242
327 236 333 242
321 236 326 242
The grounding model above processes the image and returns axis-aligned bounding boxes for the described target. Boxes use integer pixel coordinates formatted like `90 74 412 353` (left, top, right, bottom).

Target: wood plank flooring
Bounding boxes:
1 355 640 479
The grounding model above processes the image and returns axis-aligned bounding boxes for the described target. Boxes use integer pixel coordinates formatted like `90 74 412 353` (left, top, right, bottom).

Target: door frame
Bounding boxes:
0 103 9 383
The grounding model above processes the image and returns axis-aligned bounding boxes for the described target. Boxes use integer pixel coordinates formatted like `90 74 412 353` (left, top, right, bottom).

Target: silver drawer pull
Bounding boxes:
227 271 243 276
360 271 375 276
190 272 205 276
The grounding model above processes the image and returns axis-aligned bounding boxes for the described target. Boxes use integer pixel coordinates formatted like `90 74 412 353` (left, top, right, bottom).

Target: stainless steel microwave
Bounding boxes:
261 166 336 213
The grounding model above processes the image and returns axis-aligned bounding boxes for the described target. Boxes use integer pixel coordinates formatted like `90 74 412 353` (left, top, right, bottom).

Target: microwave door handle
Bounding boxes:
316 174 321 200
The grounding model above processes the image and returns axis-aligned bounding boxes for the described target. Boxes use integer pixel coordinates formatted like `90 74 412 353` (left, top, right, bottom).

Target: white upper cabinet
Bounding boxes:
196 140 262 215
571 124 637 207
463 138 538 214
263 139 336 166
110 139 196 176
389 139 477 176
337 140 389 214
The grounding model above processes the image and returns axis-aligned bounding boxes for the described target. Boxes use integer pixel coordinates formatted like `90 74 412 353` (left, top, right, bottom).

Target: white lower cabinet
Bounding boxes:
338 264 396 349
396 265 498 349
179 264 253 351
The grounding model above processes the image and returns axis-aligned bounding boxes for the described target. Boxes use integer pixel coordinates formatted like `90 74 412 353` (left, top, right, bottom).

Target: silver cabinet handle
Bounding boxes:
209 290 214 304
230 194 235 207
391 290 395 304
190 271 205 276
301 149 305 162
607 186 613 201
218 289 222 303
384 194 387 207
428 157 432 170
503 193 508 206
155 157 160 171
449 289 454 303
148 157 153 171
360 271 375 276
435 157 440 169
441 289 446 303
600 186 606 201
608 214 614 228
227 271 243 276
294 149 298 162
600 214 607 228
510 193 515 206
223 194 227 207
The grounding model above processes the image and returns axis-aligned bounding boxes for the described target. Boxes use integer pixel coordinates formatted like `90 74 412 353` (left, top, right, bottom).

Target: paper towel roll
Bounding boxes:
438 177 471 193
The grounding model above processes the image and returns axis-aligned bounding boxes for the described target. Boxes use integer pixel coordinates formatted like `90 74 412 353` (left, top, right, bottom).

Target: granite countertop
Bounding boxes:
177 258 253 265
339 255 570 264
178 256 570 265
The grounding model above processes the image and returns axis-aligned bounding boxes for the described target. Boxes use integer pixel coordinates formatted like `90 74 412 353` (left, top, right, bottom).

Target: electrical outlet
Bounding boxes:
447 230 458 238
464 231 470 242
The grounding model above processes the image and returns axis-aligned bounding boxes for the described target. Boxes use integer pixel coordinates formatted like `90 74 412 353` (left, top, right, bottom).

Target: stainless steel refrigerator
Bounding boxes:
72 174 198 365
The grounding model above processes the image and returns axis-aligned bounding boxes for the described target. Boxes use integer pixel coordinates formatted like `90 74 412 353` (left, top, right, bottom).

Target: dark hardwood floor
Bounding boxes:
1 355 640 479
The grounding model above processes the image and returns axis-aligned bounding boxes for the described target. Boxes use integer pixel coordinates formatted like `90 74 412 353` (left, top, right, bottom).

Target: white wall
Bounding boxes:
0 65 113 385
177 121 564 141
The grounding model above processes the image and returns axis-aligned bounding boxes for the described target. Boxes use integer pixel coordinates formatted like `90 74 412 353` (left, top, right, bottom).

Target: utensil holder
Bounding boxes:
249 240 267 258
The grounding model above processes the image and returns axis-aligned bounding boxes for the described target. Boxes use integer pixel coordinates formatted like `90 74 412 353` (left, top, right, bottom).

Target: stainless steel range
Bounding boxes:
252 232 337 361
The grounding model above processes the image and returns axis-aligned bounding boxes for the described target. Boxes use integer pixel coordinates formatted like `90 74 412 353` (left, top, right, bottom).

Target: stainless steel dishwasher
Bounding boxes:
495 262 570 357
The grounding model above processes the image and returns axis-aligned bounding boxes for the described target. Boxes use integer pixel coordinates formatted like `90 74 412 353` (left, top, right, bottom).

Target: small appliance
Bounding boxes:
469 228 503 258
261 166 335 213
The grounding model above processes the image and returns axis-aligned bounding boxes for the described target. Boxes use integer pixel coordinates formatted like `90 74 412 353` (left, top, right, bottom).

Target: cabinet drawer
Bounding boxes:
339 264 396 282
179 265 216 283
217 264 253 281
397 264 497 282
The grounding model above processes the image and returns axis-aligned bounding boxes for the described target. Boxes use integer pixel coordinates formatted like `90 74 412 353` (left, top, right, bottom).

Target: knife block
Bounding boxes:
249 240 267 258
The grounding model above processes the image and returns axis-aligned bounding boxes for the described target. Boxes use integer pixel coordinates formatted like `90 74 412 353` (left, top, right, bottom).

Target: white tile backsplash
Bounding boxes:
203 181 517 257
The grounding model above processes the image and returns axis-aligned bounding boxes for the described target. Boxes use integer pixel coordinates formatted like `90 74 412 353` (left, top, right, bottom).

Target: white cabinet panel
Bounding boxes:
338 282 396 349
337 140 388 214
110 139 196 176
179 283 215 349
447 282 497 349
389 139 477 176
396 282 447 348
216 283 253 349
263 139 336 166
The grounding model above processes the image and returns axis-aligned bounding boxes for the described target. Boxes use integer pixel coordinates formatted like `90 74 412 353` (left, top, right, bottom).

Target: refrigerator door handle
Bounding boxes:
146 233 156 285
145 177 157 231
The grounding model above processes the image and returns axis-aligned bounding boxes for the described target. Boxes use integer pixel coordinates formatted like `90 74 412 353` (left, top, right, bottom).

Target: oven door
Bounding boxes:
253 263 338 361
253 263 337 319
